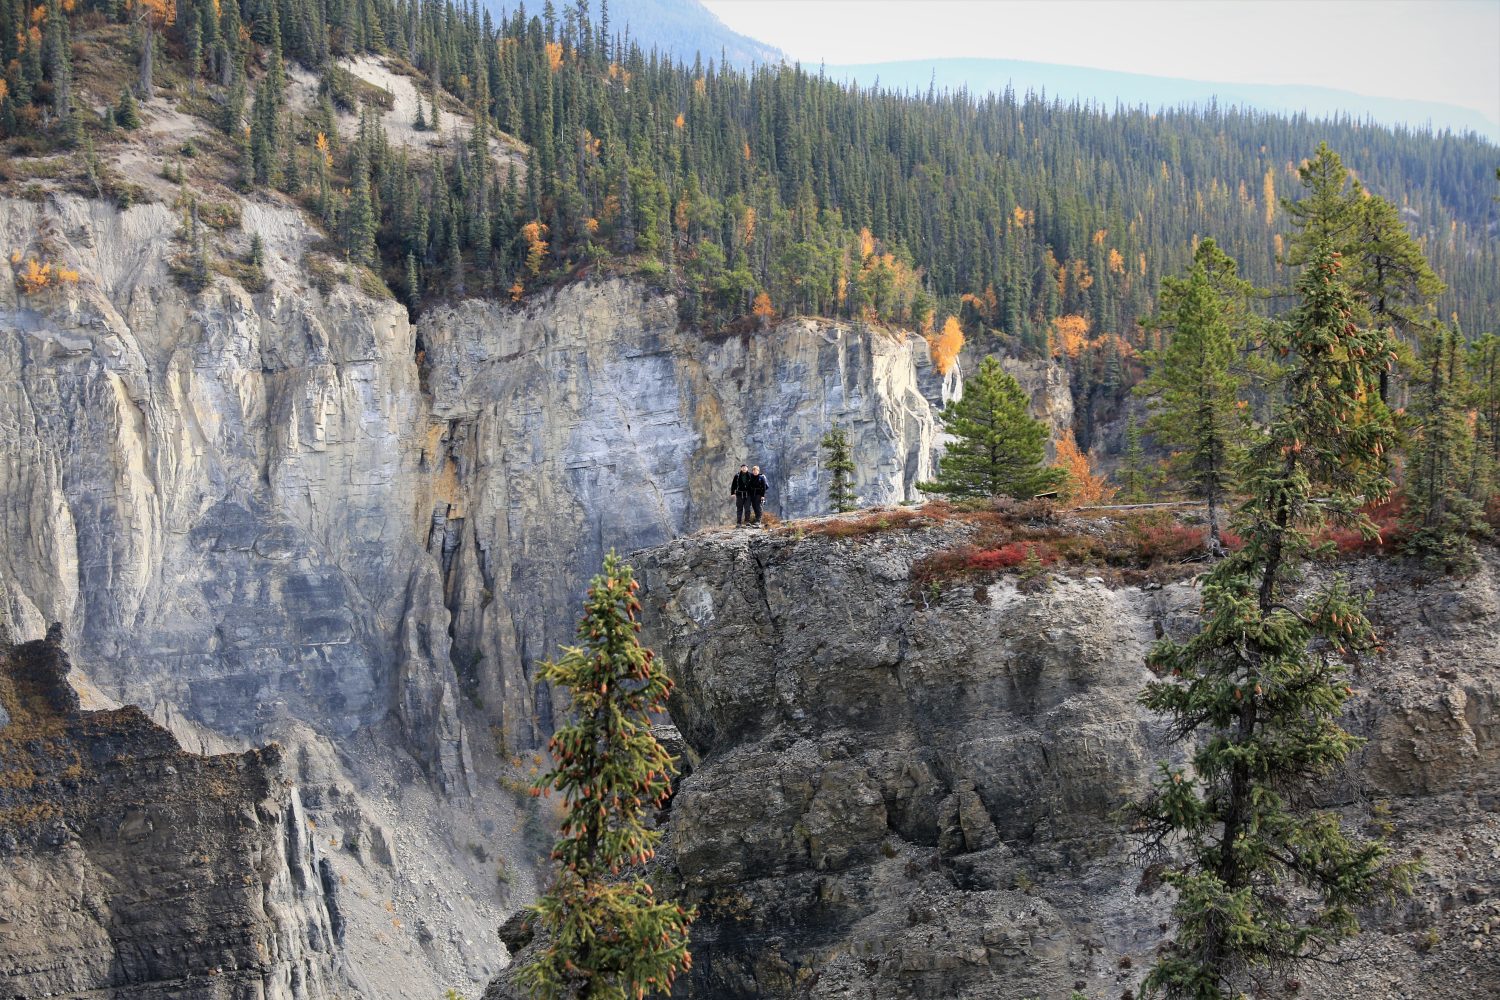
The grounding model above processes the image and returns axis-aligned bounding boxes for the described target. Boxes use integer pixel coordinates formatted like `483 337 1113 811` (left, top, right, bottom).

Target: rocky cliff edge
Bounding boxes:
633 513 1500 999
0 624 349 998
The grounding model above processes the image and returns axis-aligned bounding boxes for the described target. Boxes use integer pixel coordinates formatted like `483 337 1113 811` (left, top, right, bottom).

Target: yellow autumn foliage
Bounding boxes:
752 291 774 323
1053 430 1115 505
927 316 965 376
14 255 81 294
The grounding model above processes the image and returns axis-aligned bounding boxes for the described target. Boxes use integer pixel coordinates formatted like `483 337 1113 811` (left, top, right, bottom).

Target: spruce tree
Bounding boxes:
405 252 421 310
41 0 70 127
116 88 142 129
1131 242 1412 999
1138 240 1247 552
820 425 857 513
1403 324 1484 570
345 145 377 266
919 356 1062 500
1282 143 1361 267
522 552 695 1000
1117 413 1154 504
1468 333 1500 506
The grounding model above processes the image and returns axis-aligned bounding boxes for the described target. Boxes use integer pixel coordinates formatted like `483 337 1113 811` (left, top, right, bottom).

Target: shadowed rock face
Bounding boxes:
0 629 347 999
633 526 1500 1000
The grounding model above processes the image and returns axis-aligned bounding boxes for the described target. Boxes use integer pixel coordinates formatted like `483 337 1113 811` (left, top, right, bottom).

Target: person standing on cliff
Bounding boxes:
750 465 769 525
730 463 756 526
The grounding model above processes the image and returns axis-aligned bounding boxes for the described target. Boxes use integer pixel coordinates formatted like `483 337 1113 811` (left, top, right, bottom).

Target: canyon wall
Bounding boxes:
0 192 948 993
632 523 1500 1000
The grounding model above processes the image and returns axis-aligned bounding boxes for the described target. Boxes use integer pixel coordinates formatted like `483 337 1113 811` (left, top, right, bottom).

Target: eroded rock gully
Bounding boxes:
631 526 1500 1000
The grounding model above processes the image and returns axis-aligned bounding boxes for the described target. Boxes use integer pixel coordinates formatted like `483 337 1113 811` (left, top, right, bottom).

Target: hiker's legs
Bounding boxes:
736 494 751 524
751 495 763 523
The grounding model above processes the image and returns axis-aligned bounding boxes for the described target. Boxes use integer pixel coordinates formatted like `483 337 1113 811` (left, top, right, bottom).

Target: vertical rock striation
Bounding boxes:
417 282 940 746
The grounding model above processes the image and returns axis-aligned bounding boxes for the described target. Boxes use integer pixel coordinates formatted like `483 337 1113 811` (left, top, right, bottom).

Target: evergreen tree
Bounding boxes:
116 88 142 129
1138 240 1247 552
41 0 70 127
1282 143 1361 267
1130 242 1412 999
405 251 421 310
345 145 377 265
1468 333 1500 506
919 356 1063 500
820 425 857 513
1403 324 1484 570
522 552 695 1000
187 200 211 291
1117 413 1154 503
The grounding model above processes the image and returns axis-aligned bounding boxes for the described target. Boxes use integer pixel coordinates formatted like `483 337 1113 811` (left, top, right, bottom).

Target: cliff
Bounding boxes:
0 191 953 992
0 624 347 998
634 516 1500 999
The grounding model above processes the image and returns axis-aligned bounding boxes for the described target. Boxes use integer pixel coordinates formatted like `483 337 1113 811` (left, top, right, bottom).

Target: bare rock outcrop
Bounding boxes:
634 523 1500 999
0 627 348 998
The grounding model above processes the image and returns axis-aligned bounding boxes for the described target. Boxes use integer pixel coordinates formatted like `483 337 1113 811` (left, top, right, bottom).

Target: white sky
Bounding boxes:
702 0 1500 130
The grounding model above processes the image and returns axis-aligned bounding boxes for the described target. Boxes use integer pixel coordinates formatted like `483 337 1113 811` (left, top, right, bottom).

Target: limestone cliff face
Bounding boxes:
0 627 348 999
0 193 946 992
636 524 1500 1000
417 285 940 746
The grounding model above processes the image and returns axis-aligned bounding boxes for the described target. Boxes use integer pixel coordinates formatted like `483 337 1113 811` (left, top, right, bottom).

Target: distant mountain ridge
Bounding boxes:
499 0 1495 141
823 57 1500 141
487 0 784 67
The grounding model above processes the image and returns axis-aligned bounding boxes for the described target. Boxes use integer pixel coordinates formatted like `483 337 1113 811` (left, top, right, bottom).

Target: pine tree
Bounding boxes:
522 552 695 1000
405 252 421 310
1130 242 1412 1000
1138 240 1247 552
116 88 142 129
919 356 1063 500
187 200 211 291
1403 324 1484 570
820 425 857 513
1282 143 1361 267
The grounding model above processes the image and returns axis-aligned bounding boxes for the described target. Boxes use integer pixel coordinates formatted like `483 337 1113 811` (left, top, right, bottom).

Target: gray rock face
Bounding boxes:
635 524 1500 1000
414 284 941 746
0 194 947 992
0 630 347 998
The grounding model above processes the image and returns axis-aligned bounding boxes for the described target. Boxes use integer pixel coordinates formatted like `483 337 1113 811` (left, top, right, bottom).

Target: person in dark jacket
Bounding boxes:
730 464 755 526
749 465 769 524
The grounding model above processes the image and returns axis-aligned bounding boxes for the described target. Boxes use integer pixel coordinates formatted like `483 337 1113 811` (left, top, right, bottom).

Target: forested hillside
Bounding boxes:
4 0 1496 397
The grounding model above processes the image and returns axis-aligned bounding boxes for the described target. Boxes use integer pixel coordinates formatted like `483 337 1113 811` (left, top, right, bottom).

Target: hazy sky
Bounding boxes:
701 0 1500 129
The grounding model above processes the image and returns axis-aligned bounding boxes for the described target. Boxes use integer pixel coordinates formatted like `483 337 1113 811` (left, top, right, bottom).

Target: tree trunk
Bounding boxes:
139 18 155 100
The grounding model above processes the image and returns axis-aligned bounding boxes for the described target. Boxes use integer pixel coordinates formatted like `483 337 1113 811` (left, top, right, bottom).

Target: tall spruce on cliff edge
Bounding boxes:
523 552 694 1000
1469 333 1500 506
1137 239 1251 552
1283 142 1444 404
919 356 1063 501
1131 242 1414 999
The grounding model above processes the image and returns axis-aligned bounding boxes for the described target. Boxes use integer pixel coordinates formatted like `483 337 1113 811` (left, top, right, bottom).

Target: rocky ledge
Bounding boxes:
628 514 1500 999
0 625 349 999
